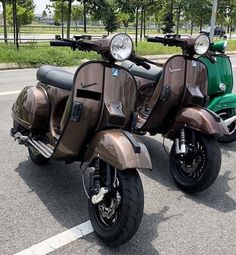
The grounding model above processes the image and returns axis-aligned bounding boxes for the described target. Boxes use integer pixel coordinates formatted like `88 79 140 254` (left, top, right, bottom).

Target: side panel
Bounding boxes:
142 56 186 133
208 93 236 112
84 129 152 170
166 107 229 137
199 55 233 95
12 85 49 131
53 62 104 159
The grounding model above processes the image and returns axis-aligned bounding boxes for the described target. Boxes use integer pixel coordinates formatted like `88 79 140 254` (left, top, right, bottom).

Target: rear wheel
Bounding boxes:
216 108 236 143
28 147 50 165
88 165 144 246
170 132 221 193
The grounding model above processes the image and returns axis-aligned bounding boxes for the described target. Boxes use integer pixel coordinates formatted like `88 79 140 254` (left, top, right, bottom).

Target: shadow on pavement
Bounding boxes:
15 159 88 229
184 171 236 213
138 135 177 192
88 206 181 255
140 135 236 213
220 142 236 154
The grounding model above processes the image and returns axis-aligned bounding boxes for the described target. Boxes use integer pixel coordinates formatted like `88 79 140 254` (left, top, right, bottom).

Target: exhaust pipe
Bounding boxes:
224 115 236 127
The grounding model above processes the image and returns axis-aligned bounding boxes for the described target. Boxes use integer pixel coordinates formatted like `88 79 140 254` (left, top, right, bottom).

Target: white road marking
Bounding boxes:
0 90 21 96
14 220 94 255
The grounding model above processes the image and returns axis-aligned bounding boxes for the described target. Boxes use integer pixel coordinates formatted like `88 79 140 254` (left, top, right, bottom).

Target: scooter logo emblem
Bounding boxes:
168 67 182 73
81 82 98 89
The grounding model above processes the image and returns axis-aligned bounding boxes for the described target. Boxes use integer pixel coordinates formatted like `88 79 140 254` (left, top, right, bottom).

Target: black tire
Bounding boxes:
216 109 236 143
170 134 221 193
28 147 50 165
88 168 144 246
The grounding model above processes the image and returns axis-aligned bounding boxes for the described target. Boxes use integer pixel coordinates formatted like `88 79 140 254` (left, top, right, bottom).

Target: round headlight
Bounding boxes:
110 33 133 61
194 35 210 55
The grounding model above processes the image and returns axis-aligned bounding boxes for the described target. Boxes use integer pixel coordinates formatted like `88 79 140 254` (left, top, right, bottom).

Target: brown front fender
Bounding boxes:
166 107 229 138
84 129 152 170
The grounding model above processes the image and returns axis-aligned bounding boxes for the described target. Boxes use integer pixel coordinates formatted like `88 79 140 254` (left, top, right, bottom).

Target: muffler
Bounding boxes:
224 115 236 127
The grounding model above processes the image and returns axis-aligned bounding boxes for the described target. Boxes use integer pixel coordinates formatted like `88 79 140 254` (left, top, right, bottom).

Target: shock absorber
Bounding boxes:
175 128 187 154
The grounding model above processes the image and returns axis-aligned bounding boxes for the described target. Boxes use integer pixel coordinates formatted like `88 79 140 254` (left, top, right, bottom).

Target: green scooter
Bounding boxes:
199 41 236 143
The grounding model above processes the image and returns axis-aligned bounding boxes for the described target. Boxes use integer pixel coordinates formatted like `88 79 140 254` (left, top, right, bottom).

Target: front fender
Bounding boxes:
208 93 236 112
84 129 152 170
166 107 229 138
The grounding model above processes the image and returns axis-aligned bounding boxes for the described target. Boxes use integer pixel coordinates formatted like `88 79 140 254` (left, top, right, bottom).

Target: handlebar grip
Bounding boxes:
147 37 165 43
141 61 151 70
50 40 73 47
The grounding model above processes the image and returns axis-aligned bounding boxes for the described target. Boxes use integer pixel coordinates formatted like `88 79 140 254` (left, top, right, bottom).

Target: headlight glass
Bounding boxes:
194 35 210 55
110 33 133 61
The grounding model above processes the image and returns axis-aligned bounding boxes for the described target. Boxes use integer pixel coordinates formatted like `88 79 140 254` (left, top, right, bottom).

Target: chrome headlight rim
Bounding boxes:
109 33 133 61
194 34 210 55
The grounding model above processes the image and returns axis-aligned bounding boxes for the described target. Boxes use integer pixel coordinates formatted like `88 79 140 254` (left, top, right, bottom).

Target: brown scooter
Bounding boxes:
122 34 229 193
10 34 152 246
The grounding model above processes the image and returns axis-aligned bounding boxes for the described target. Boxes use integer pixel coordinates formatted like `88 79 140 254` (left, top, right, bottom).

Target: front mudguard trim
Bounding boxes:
208 93 236 112
84 129 152 170
166 107 229 138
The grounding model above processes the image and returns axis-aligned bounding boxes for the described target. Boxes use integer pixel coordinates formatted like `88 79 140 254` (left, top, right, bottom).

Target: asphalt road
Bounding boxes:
0 59 236 255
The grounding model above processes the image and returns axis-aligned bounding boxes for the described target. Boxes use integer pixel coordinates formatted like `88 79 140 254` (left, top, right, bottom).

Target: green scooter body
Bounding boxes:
199 53 235 112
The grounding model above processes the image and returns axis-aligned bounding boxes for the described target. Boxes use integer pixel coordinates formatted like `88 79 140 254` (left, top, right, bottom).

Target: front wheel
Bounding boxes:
88 167 144 246
170 133 221 193
216 108 236 143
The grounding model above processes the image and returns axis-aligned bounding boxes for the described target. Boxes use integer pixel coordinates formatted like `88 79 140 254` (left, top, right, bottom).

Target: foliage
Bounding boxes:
6 0 35 27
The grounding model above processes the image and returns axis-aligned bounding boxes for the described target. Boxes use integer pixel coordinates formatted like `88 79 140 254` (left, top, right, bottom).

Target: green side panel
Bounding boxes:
208 93 236 112
199 55 233 95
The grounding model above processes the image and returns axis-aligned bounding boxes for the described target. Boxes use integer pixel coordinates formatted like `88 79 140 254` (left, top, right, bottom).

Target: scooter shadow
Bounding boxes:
15 159 88 229
138 135 177 192
220 141 236 154
139 136 236 213
86 206 181 255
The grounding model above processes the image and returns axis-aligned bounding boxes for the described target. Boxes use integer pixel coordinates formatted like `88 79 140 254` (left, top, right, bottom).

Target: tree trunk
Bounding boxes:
67 0 72 38
2 0 7 43
83 0 87 33
135 7 139 48
140 5 144 40
143 7 146 38
13 0 19 49
176 6 181 35
61 1 64 38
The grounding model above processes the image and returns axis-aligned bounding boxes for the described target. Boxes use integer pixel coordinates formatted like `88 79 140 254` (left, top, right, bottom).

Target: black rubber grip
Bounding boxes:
141 61 151 70
50 40 72 47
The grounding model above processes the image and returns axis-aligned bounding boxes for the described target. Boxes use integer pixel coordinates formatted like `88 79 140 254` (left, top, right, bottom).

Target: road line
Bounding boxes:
0 90 21 96
14 220 94 255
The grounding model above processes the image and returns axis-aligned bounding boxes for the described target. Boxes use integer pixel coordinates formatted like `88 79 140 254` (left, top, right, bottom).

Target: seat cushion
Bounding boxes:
122 60 163 81
37 65 74 91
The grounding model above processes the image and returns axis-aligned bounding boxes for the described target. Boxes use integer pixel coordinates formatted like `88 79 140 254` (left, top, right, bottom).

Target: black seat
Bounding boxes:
121 60 163 81
37 65 74 91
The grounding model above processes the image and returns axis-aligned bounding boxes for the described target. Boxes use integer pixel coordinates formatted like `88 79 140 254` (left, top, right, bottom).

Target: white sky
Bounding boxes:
34 0 51 15
0 1 79 15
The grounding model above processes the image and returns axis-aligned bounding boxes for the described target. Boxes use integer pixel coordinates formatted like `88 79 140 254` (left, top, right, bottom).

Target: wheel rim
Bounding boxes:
97 190 122 227
218 110 236 135
174 139 207 183
94 167 123 228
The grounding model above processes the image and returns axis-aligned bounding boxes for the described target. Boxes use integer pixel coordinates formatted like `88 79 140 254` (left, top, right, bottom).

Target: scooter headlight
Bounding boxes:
194 35 210 55
110 33 133 61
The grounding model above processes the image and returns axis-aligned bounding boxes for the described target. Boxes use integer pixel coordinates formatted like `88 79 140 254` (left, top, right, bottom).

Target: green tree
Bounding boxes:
6 0 35 27
89 0 119 34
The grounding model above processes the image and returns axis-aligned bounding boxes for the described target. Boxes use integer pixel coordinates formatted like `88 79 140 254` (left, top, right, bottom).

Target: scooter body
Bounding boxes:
199 43 236 142
11 34 152 246
122 34 229 193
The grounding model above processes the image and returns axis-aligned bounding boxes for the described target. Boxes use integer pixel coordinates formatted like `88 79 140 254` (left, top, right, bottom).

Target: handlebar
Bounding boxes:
50 40 74 47
147 35 194 49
